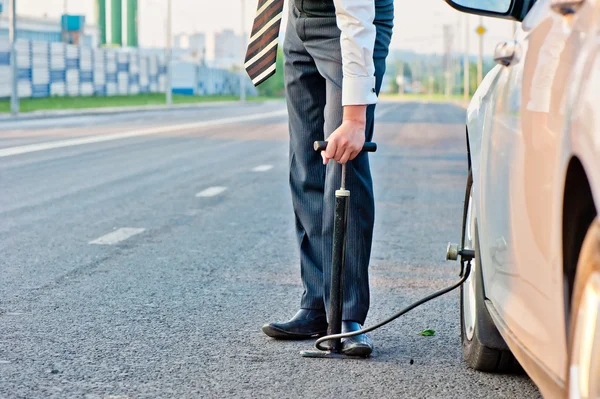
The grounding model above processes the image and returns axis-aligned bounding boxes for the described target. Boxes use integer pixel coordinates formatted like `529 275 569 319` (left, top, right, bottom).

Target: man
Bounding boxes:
246 0 393 356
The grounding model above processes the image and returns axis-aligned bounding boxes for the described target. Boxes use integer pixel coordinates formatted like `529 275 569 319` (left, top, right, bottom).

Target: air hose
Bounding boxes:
313 250 475 352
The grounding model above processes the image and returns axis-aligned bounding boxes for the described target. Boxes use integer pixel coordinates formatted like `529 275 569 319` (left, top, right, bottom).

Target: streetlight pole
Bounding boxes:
477 15 483 85
463 14 469 100
239 0 246 102
455 15 461 98
9 0 19 115
165 0 172 106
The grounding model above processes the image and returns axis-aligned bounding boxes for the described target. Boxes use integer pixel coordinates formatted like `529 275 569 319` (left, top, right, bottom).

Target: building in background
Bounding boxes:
171 32 206 64
188 33 206 64
61 14 87 45
0 13 99 46
174 33 188 49
213 29 242 70
94 0 138 47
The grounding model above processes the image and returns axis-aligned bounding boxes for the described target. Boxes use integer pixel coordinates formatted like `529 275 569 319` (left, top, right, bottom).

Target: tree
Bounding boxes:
388 61 412 93
455 60 496 96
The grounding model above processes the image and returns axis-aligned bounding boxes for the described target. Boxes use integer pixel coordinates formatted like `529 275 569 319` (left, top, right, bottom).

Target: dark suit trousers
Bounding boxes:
283 0 393 324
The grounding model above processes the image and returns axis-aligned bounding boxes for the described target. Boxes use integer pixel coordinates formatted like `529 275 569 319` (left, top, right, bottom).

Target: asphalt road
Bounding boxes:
0 101 541 398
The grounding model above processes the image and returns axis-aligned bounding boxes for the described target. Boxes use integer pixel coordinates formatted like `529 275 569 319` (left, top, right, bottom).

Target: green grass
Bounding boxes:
0 94 280 113
380 93 468 103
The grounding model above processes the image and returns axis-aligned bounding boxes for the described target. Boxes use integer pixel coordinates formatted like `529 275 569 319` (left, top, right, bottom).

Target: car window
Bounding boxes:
451 0 512 13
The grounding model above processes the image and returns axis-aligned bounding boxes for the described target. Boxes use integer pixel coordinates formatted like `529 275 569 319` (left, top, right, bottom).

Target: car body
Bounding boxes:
444 0 600 397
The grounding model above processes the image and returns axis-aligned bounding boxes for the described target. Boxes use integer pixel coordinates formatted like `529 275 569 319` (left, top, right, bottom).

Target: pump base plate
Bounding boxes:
300 350 369 359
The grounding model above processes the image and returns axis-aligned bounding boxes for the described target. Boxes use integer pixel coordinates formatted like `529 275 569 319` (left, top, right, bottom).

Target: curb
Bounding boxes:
0 99 284 123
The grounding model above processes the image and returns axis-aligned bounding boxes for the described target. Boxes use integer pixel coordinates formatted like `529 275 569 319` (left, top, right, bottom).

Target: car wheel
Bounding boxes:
460 170 522 373
568 219 600 398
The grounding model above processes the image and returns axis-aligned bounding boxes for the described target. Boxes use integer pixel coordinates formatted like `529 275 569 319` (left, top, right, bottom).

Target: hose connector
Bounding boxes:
446 243 475 262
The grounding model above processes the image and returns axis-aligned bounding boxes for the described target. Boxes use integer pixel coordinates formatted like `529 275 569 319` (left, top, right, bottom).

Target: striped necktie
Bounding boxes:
244 0 284 86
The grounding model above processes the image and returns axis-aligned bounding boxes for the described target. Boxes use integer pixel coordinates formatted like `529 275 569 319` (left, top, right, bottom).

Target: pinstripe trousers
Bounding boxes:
284 0 393 324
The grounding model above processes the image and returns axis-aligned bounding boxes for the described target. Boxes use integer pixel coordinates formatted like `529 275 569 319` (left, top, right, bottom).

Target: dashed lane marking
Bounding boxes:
89 228 146 245
196 186 228 197
252 164 273 172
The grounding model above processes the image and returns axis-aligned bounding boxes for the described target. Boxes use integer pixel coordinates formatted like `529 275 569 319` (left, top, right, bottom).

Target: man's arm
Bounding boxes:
322 0 377 165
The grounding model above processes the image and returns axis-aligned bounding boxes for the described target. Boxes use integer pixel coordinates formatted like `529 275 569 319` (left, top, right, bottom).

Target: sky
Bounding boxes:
12 0 517 57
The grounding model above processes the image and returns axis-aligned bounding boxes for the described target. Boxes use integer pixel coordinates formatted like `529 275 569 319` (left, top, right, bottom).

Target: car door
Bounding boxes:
479 0 571 378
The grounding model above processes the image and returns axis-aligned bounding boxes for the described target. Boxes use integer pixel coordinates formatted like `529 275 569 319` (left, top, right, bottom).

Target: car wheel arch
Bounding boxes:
465 126 472 171
562 156 598 335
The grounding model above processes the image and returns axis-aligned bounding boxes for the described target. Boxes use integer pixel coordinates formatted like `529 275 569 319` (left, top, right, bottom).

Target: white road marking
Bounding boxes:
0 360 11 365
0 109 288 158
196 186 227 197
252 164 273 172
89 228 146 245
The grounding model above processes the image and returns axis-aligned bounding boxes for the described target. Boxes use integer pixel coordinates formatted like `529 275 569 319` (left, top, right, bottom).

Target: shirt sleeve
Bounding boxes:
333 0 378 106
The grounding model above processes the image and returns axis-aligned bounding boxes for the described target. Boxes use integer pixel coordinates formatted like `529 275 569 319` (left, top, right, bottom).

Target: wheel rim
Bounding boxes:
462 187 477 341
569 271 600 399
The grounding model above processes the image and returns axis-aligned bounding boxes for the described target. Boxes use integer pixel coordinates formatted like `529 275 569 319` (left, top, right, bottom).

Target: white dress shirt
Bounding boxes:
333 0 378 106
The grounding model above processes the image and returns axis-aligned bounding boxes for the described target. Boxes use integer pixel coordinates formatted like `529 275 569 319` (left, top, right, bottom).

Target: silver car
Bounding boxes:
443 0 600 397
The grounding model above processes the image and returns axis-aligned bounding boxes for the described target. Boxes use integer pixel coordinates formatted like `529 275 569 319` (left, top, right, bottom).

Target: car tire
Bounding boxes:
567 219 600 397
460 170 523 373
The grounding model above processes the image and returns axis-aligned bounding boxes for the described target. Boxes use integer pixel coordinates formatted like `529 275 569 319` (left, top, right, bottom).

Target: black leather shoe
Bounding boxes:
262 309 328 339
341 321 373 357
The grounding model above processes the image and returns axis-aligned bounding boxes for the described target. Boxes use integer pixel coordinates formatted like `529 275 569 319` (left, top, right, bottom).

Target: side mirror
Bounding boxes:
494 40 522 66
443 0 534 21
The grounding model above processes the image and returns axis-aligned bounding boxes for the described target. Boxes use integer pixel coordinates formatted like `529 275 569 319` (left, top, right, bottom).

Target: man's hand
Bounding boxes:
322 105 367 165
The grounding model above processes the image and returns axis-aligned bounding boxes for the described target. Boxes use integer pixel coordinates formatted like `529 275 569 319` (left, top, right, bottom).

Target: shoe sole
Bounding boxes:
342 344 373 357
262 325 327 340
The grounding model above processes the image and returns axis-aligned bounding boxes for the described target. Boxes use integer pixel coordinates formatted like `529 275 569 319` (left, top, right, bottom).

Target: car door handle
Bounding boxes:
551 0 584 15
494 41 522 67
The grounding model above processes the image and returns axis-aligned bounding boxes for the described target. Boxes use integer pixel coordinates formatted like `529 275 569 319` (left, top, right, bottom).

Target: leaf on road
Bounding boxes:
418 329 436 336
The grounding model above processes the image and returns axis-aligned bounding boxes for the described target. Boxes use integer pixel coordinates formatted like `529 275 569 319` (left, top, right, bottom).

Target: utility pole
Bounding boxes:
166 0 172 106
456 15 461 98
9 0 19 115
443 24 453 98
428 58 433 95
398 62 404 94
62 0 68 44
477 16 484 85
413 61 420 92
463 14 470 100
239 0 246 102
